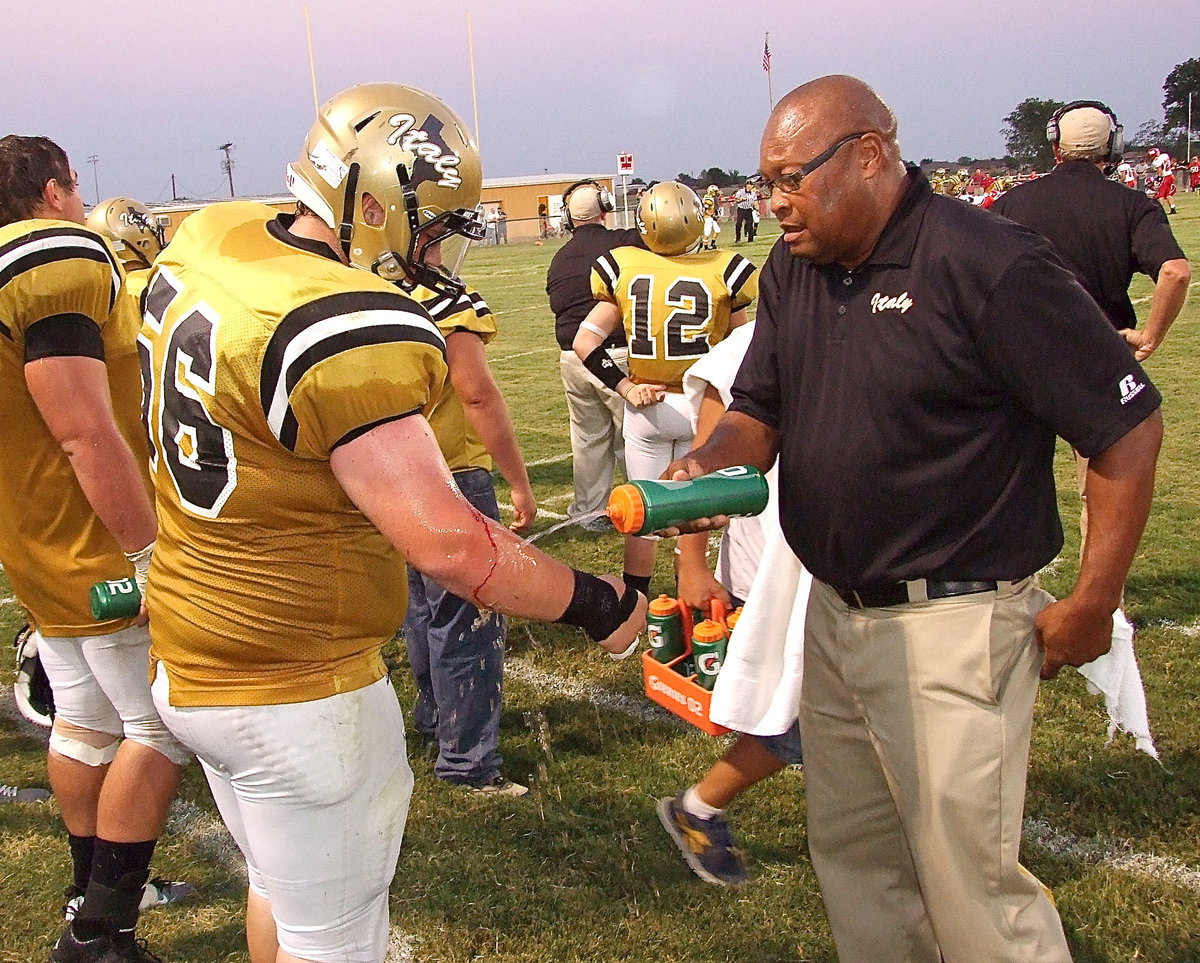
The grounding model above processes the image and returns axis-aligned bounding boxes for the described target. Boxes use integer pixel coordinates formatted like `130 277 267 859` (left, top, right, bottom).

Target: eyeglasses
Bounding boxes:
754 131 871 195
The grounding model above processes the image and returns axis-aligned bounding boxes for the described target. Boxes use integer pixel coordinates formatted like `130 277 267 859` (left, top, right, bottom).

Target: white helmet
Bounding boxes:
13 624 54 728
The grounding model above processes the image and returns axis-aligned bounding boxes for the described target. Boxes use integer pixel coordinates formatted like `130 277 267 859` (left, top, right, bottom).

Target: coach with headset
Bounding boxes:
992 101 1189 362
991 100 1189 659
545 180 643 530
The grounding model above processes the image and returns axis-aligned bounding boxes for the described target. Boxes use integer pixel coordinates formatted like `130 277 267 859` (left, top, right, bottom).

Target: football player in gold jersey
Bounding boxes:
573 181 758 598
404 278 537 796
141 84 644 963
85 197 165 304
0 136 190 963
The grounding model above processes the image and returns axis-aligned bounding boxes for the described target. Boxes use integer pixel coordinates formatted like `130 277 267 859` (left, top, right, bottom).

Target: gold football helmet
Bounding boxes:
285 82 484 296
636 181 704 256
85 197 164 269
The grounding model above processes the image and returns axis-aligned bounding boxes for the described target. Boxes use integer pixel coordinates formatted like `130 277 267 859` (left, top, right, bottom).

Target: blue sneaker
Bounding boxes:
656 793 748 886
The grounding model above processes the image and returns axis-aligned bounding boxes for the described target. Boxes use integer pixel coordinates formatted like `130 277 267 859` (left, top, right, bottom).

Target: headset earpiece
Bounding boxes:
561 179 615 232
1046 100 1124 166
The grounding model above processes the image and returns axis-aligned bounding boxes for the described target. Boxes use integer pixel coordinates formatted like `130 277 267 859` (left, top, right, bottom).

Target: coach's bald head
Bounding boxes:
760 75 908 268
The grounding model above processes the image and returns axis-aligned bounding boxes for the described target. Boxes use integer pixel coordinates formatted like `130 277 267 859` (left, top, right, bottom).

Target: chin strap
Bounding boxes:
338 162 360 261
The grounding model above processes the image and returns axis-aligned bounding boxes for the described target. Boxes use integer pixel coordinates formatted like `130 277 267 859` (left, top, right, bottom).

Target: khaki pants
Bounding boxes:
801 578 1071 963
559 348 626 517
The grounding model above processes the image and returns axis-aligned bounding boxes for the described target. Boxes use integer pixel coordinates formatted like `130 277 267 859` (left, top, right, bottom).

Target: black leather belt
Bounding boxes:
832 580 999 609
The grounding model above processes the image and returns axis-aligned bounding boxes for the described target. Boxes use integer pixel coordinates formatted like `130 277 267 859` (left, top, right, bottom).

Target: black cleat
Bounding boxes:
50 923 165 962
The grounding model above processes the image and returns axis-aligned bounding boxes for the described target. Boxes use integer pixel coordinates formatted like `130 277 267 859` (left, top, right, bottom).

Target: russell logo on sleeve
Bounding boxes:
1118 374 1146 405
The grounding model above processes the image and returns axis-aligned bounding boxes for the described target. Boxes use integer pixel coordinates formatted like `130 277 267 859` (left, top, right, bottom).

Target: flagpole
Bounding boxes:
765 32 773 108
304 6 320 116
467 12 481 150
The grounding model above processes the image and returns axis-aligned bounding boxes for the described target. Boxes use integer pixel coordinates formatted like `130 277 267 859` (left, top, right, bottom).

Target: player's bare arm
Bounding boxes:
331 413 646 656
445 330 538 533
572 300 666 407
1035 409 1163 679
25 355 157 554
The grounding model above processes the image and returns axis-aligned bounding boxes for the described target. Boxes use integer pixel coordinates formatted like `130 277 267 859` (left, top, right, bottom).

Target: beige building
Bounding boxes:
146 173 628 246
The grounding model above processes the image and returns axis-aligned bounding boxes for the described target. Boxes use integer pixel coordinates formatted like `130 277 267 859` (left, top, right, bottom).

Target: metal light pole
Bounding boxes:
218 142 236 198
87 155 100 203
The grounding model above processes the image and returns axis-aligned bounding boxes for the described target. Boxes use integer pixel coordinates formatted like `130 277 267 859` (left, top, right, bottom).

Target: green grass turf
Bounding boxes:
1 197 1198 961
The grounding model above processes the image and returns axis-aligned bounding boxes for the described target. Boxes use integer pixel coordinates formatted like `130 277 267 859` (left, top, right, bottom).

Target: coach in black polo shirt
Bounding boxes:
991 101 1190 361
668 76 1162 963
546 182 640 529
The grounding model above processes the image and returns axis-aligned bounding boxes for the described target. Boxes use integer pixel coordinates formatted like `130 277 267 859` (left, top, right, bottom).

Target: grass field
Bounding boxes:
2 194 1199 963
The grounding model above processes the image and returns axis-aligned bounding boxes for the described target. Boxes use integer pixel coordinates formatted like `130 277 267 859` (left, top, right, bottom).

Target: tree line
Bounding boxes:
1002 58 1199 169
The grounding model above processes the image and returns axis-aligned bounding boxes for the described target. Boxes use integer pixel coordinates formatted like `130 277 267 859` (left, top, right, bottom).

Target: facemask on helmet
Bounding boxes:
637 181 704 256
285 82 485 298
85 197 164 270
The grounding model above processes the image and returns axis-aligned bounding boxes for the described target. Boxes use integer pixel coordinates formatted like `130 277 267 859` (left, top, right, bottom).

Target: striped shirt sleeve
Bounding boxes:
259 290 448 457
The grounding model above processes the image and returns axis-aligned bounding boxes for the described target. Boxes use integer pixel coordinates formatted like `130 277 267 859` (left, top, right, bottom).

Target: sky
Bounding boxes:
6 0 1198 204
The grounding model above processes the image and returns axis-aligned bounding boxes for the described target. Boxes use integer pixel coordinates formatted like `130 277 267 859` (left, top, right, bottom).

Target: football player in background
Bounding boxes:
86 197 166 302
402 275 538 797
573 181 757 599
0 135 191 963
701 183 721 250
140 83 644 963
1148 147 1178 214
1116 159 1137 189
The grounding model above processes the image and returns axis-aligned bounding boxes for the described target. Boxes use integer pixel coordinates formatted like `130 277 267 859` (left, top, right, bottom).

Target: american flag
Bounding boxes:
762 37 771 72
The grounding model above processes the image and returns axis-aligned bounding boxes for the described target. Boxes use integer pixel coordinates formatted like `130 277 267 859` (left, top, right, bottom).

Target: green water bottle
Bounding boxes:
89 578 141 620
647 595 686 664
691 619 728 692
606 466 768 537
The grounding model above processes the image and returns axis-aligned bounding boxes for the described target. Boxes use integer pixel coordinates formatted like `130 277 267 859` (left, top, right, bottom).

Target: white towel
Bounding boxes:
1076 609 1158 759
708 527 810 737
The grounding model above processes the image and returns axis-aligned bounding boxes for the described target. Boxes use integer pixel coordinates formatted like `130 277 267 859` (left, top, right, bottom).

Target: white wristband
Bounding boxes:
124 540 155 597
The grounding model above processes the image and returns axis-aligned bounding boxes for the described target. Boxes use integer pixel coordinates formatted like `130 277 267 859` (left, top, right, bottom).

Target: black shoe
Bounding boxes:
51 923 165 962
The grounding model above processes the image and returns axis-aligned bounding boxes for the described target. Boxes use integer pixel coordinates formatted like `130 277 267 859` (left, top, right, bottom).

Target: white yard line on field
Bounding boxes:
506 656 684 726
500 501 568 521
526 451 572 467
1024 817 1200 895
506 639 1200 895
489 346 558 364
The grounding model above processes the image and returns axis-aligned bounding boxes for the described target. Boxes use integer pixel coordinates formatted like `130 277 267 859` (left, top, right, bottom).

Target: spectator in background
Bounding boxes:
545 180 640 531
484 206 499 245
496 205 508 244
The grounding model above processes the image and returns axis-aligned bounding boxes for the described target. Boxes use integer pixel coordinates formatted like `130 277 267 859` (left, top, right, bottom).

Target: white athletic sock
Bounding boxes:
683 785 725 819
